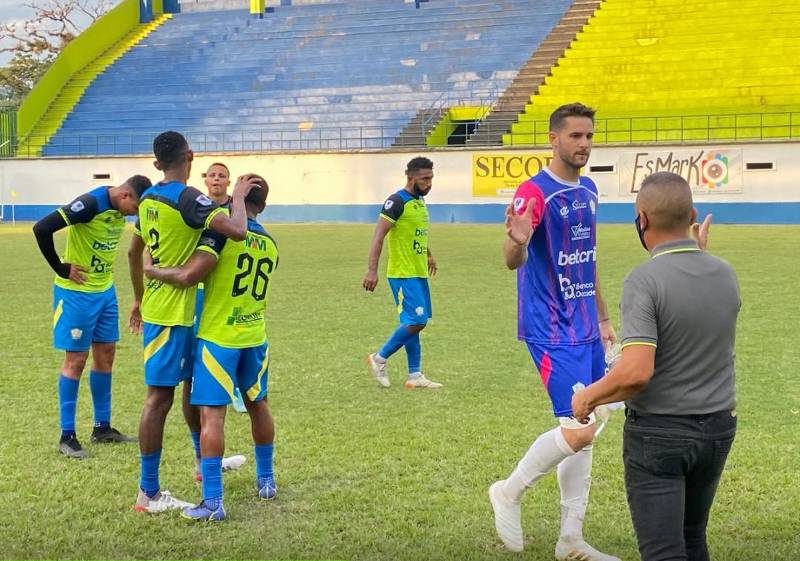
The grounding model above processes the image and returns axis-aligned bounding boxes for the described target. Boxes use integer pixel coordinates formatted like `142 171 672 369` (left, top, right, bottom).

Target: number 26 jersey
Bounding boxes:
196 218 279 348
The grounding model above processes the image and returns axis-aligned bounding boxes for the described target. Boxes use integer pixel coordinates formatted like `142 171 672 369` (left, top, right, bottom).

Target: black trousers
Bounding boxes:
623 409 737 561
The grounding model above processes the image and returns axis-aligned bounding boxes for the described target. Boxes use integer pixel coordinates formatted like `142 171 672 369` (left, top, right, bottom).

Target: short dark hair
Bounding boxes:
245 174 269 209
206 162 229 175
406 156 433 175
549 103 596 131
638 171 694 230
153 131 189 169
125 175 152 199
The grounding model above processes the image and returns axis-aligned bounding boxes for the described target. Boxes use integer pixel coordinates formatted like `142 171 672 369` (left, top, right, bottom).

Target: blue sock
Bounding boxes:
405 332 421 374
140 450 162 497
201 456 223 506
58 374 80 439
89 370 112 428
190 431 201 460
255 443 274 483
378 325 415 360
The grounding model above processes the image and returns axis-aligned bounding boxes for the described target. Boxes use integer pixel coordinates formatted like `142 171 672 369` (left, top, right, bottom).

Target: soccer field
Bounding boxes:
0 223 797 560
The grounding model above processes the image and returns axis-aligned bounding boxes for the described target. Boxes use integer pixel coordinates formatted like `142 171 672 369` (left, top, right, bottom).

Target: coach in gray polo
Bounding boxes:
572 171 740 561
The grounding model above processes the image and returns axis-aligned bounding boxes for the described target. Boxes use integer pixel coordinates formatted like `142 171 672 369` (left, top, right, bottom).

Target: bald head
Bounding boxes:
637 172 695 232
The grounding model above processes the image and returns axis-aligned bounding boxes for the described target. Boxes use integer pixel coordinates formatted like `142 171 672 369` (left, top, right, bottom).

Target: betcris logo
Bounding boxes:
557 247 596 266
92 240 118 251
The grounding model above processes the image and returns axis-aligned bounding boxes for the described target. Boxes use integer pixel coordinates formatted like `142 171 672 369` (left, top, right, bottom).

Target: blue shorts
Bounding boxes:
191 339 270 406
527 339 607 418
53 285 119 351
143 323 194 387
388 277 432 326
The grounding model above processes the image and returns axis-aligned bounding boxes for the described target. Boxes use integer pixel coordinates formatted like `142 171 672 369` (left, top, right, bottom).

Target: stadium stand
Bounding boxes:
503 0 800 145
18 15 170 157
37 0 574 156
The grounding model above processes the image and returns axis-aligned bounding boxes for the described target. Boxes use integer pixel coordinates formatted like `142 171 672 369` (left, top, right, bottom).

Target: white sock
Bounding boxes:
374 353 387 363
557 443 593 542
502 427 576 503
408 371 421 379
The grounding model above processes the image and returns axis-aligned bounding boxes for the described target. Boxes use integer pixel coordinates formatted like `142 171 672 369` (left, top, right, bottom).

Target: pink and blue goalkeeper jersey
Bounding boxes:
513 168 600 346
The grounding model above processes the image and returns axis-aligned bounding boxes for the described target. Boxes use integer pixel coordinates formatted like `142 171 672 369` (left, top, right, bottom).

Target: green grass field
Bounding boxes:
0 223 797 560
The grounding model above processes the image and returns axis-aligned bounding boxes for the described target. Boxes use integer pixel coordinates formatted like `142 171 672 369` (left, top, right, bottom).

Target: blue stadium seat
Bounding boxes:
45 0 572 155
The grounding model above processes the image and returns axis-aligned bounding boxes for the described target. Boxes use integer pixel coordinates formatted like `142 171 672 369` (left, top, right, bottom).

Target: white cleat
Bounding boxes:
555 538 622 561
222 454 246 472
367 353 390 388
404 373 443 389
134 489 194 514
489 480 524 552
195 455 247 482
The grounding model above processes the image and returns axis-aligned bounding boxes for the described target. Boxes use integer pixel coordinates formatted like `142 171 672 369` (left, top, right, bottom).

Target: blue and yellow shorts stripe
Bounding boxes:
53 285 119 351
388 277 432 326
143 322 194 387
190 339 270 406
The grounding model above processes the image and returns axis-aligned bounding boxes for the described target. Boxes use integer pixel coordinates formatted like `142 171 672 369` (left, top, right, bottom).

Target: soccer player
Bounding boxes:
128 131 258 513
33 176 151 458
143 175 277 521
198 162 247 414
489 103 621 561
362 157 442 389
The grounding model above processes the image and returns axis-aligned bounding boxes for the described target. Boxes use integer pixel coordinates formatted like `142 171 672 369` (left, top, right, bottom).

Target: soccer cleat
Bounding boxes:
182 500 227 522
404 374 443 389
59 435 87 459
134 489 193 514
489 481 524 552
223 454 246 472
91 426 137 443
555 538 622 561
257 477 278 501
367 353 390 388
231 388 247 414
195 455 247 481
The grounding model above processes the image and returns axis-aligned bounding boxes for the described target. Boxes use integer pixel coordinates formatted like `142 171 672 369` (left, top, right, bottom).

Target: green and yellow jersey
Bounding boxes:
54 186 125 292
136 181 223 326
379 189 429 278
195 218 279 348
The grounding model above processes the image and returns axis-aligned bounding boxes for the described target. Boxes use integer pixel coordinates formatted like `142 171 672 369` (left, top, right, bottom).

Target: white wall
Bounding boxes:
1 142 798 208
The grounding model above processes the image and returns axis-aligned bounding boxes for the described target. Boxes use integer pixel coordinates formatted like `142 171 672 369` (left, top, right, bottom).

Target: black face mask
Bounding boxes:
635 215 648 251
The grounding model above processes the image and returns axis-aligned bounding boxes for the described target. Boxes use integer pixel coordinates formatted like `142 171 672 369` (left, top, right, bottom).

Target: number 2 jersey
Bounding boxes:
54 186 125 293
195 218 279 348
513 168 600 346
136 181 224 326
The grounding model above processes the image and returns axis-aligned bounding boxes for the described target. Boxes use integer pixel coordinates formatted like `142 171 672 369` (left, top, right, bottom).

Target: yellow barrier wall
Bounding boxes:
17 0 140 140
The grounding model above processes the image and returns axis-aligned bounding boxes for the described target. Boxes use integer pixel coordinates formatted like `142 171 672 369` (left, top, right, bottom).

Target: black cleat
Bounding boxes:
59 435 88 459
91 426 137 444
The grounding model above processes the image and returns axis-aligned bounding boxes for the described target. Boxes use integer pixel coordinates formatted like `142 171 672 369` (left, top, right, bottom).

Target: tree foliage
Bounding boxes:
0 0 111 104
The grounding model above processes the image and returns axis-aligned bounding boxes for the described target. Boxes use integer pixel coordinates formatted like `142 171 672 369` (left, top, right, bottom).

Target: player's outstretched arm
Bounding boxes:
32 210 87 283
207 174 260 241
503 201 534 270
143 249 217 289
363 217 393 291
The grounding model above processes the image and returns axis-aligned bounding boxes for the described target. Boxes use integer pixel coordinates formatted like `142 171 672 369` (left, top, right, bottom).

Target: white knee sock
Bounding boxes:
557 443 593 542
502 427 576 503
